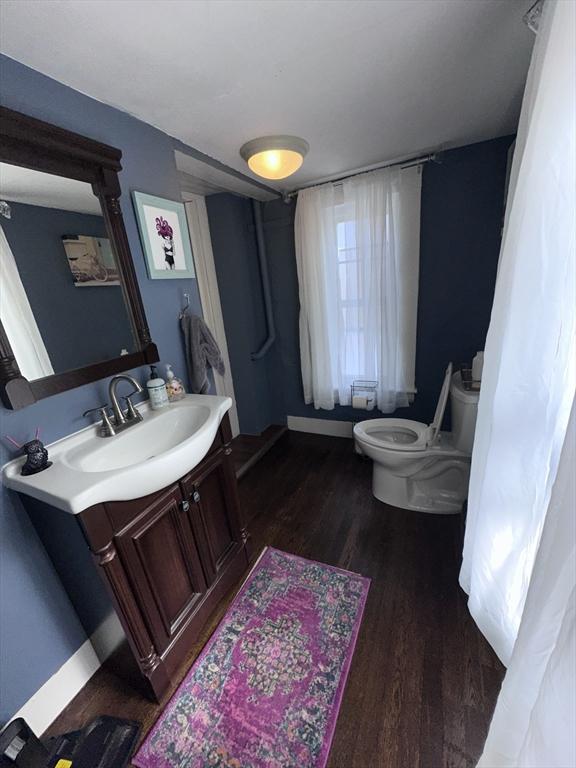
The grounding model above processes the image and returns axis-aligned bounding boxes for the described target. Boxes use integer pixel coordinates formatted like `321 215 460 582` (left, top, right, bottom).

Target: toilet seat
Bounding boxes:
354 363 454 453
353 419 430 452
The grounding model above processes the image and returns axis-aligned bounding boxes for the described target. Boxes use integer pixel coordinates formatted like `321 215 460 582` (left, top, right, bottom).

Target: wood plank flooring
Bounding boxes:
231 424 287 479
45 431 504 768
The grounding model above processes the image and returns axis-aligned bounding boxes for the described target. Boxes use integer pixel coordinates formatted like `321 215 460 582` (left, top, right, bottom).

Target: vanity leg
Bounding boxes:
91 541 170 702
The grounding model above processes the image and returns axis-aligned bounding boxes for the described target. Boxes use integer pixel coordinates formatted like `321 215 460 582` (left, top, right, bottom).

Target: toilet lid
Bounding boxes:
428 363 453 445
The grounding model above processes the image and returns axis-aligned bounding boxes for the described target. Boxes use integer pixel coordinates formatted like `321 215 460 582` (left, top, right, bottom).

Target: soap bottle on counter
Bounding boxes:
165 364 186 402
146 365 169 410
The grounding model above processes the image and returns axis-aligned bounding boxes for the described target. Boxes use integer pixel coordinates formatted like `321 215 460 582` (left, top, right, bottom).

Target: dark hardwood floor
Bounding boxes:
231 424 287 479
45 431 504 768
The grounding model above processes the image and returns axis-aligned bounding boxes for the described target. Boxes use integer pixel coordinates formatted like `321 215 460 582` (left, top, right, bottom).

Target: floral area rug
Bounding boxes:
133 546 370 768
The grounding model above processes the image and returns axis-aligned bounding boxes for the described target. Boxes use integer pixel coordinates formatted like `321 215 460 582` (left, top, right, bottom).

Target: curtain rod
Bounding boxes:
283 151 440 201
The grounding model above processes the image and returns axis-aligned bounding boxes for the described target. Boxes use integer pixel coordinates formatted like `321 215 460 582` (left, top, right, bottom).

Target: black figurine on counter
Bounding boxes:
5 430 52 476
21 439 52 475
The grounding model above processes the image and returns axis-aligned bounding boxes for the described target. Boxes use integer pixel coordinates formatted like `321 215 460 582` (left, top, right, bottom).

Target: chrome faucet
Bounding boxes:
109 374 143 427
83 374 143 437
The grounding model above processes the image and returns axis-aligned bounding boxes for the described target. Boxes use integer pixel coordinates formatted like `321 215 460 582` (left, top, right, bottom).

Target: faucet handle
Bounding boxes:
82 405 115 437
122 395 143 423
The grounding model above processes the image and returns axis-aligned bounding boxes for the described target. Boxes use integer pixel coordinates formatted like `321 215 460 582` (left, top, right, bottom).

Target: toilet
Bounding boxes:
353 364 479 514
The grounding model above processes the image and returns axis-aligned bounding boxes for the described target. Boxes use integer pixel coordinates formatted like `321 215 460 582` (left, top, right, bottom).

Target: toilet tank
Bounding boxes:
450 371 480 453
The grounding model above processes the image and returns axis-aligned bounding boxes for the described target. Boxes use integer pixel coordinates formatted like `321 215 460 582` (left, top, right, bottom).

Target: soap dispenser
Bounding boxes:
146 365 169 410
165 364 186 402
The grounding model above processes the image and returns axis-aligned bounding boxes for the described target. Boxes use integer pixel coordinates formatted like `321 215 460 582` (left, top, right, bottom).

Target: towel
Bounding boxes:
180 311 225 394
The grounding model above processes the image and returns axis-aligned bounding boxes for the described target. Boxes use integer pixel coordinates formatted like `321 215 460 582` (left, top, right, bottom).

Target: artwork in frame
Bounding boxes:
62 235 120 286
132 192 196 280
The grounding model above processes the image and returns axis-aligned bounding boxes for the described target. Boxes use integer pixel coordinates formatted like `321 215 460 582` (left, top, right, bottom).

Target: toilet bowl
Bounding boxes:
354 364 479 514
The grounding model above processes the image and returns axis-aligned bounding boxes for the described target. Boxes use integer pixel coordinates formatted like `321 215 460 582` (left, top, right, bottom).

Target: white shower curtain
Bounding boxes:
478 397 575 767
295 165 421 412
459 0 575 763
0 224 53 380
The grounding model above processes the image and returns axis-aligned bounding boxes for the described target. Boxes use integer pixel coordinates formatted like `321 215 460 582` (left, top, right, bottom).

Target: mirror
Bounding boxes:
0 163 137 380
0 106 158 409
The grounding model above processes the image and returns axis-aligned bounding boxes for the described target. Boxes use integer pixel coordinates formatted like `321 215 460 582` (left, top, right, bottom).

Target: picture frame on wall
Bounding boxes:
132 191 196 279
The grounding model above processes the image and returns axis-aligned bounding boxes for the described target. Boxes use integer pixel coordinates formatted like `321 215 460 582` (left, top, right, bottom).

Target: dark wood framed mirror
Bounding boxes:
0 106 159 409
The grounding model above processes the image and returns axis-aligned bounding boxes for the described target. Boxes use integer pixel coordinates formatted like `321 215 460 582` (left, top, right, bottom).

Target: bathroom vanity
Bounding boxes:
4 403 250 702
76 410 249 701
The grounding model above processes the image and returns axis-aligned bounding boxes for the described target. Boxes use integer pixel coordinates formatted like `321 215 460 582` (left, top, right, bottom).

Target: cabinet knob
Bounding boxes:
192 490 201 503
181 500 190 512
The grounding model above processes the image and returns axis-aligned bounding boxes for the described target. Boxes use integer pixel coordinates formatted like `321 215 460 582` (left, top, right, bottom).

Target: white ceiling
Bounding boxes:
0 164 102 215
1 0 534 192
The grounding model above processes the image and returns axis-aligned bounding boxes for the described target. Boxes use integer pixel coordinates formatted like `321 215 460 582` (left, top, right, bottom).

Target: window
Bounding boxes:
295 165 421 412
337 217 363 379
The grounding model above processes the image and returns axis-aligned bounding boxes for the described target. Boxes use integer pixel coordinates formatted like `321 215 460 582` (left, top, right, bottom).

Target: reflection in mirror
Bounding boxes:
0 163 137 380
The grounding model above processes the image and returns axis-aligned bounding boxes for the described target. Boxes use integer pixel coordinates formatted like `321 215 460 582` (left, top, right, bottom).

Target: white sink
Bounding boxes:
2 395 232 514
64 402 214 473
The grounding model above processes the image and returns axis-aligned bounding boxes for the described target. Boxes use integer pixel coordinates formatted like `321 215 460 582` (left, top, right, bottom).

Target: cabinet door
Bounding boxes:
114 484 207 655
182 450 243 585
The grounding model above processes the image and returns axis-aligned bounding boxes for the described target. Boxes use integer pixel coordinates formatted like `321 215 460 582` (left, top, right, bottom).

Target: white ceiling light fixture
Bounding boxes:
239 136 309 181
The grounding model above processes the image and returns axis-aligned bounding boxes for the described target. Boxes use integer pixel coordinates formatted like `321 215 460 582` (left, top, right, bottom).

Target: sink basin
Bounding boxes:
64 403 212 473
2 395 232 514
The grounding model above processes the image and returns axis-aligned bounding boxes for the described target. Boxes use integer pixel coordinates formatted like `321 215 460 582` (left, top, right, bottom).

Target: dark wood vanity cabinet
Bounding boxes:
112 483 209 657
77 414 250 701
181 448 243 584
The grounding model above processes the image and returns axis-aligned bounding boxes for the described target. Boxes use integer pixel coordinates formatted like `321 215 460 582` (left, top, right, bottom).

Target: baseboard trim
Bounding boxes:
90 611 125 662
287 416 354 438
12 612 125 736
12 637 100 737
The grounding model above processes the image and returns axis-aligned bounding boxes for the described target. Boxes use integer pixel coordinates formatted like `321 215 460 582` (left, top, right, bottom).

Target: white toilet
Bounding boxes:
353 364 479 514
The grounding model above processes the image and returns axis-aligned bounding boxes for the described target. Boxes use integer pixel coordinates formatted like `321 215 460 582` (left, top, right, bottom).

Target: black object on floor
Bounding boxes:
0 719 48 767
46 716 141 768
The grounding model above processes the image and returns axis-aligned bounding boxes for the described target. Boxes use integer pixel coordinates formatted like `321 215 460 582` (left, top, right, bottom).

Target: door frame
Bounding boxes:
183 194 240 437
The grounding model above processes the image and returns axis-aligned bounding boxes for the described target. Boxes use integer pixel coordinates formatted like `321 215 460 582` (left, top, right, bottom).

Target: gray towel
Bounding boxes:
180 311 225 394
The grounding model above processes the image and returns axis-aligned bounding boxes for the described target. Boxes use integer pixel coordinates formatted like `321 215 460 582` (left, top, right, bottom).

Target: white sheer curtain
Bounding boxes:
0 224 53 379
295 165 421 412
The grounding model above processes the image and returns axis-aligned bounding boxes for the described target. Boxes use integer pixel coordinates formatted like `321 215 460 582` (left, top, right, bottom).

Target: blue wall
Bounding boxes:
0 54 204 723
3 202 134 372
414 137 511 423
205 197 285 434
207 136 512 433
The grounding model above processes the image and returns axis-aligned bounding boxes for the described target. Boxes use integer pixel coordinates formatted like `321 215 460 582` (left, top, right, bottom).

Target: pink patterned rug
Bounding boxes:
133 547 370 768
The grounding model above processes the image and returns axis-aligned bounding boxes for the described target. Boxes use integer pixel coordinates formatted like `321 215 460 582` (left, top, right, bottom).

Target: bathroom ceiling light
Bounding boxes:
239 136 309 180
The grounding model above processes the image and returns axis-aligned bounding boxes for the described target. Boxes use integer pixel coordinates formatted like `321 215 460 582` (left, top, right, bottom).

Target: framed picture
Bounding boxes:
132 192 195 279
62 235 120 286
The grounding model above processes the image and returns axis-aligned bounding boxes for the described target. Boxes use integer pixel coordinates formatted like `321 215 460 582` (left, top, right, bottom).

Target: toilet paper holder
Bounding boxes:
351 380 378 410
